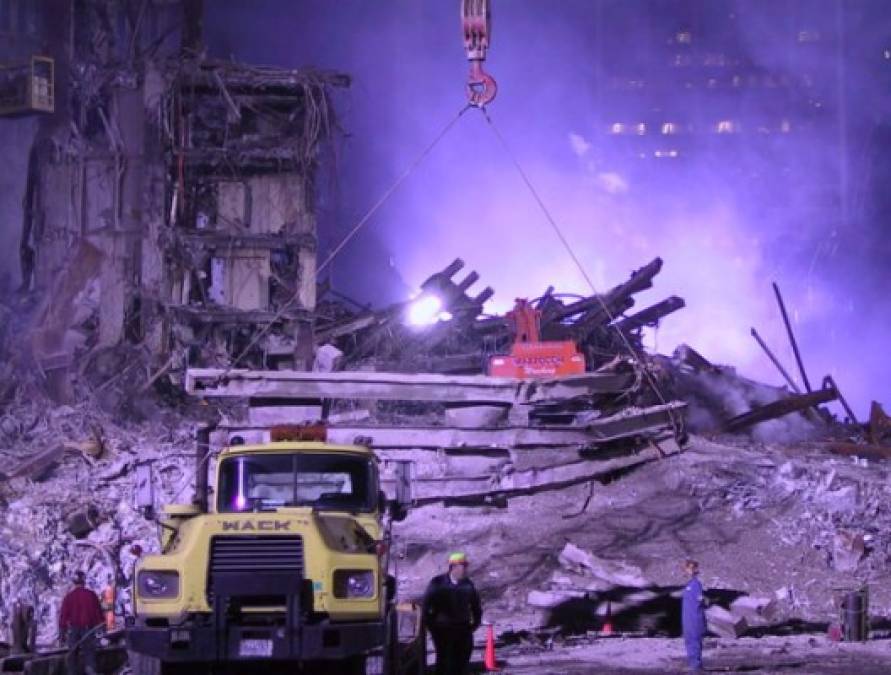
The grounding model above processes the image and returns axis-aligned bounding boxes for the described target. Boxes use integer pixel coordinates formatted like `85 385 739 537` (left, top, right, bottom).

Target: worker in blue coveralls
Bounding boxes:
682 559 707 672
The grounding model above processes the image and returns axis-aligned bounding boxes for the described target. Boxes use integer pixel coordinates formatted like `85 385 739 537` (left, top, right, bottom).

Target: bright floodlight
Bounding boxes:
406 295 443 326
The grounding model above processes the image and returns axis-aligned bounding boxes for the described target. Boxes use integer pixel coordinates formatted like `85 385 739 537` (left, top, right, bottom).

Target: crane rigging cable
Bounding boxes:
227 1 683 445
477 107 683 439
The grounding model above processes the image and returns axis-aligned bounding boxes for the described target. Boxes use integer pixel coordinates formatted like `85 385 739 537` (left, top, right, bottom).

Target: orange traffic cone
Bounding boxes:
484 623 500 671
601 601 614 636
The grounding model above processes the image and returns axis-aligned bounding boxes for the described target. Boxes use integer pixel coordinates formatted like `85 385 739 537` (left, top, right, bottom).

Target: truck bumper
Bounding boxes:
126 619 384 663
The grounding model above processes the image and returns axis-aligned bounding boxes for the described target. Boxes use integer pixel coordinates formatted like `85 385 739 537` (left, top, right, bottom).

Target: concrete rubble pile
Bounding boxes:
689 440 891 581
4 243 886 648
0 366 197 646
523 542 778 639
313 256 857 443
315 257 681 375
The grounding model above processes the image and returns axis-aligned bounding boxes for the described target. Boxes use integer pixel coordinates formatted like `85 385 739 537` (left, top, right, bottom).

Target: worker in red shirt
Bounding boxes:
59 571 104 675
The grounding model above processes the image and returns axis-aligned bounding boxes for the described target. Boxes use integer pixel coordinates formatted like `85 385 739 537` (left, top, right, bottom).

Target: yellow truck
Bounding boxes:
125 429 418 675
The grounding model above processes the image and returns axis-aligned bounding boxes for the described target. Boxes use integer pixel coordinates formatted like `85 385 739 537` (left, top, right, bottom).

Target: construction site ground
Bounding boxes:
392 433 891 673
469 634 891 674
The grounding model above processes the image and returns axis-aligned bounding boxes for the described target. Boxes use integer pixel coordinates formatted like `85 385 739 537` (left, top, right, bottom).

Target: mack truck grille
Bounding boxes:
208 535 304 605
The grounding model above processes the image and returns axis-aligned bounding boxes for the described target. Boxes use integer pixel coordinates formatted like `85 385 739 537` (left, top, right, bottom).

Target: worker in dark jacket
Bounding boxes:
681 559 707 673
423 552 482 675
59 571 104 675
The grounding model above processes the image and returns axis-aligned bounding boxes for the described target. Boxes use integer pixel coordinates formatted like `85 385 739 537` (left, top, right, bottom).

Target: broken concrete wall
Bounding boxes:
15 1 347 388
0 118 37 290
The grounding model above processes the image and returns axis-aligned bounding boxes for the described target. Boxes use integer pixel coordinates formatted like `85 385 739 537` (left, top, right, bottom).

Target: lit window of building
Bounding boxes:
635 122 647 135
780 119 792 133
797 29 820 43
661 122 677 135
654 149 679 158
610 122 625 134
716 120 738 134
676 31 692 45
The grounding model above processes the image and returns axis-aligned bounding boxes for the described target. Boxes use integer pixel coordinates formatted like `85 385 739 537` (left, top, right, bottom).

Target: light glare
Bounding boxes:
406 295 443 326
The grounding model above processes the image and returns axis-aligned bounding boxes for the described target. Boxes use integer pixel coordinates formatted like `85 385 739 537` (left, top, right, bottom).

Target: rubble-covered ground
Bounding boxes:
391 434 891 671
489 634 891 674
5 390 889 656
395 433 891 623
0 380 201 646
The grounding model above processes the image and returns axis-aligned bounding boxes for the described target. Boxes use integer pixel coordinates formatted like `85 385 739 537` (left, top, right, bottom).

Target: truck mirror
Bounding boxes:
134 460 156 520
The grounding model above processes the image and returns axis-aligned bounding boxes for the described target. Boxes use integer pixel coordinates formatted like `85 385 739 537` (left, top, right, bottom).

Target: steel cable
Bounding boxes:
479 107 684 441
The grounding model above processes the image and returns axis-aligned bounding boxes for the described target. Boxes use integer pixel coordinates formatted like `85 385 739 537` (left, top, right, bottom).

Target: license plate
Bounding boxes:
239 639 273 657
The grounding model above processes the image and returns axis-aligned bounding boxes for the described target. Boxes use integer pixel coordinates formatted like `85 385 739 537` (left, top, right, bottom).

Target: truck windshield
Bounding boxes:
217 453 376 513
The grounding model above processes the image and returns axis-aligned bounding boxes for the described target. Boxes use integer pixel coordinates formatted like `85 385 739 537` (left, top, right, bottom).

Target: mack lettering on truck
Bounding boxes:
221 520 292 531
217 452 378 513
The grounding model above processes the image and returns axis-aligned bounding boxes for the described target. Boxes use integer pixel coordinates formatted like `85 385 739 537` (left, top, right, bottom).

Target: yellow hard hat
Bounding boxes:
448 551 468 566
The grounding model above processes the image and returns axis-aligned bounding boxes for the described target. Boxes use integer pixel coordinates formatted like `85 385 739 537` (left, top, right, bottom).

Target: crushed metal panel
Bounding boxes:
209 249 271 310
229 250 270 310
249 174 309 234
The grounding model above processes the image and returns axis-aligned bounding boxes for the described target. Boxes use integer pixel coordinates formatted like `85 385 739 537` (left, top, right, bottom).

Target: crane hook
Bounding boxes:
461 0 497 107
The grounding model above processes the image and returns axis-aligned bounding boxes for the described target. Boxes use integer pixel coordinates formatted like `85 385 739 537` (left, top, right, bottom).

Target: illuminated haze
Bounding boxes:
205 1 891 417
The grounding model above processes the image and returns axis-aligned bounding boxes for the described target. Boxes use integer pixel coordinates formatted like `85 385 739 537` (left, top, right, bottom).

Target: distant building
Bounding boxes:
589 0 846 239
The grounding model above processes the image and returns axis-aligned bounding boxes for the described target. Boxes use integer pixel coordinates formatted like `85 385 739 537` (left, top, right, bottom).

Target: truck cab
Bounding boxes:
126 438 398 674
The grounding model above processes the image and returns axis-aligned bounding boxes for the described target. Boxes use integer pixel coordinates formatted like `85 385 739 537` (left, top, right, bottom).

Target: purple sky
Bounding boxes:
204 1 891 418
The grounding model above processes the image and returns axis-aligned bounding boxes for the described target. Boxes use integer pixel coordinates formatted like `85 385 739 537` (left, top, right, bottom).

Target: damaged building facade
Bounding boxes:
12 0 347 401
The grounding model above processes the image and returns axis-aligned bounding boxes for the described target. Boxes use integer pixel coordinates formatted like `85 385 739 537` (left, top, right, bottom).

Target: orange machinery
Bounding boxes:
488 299 586 378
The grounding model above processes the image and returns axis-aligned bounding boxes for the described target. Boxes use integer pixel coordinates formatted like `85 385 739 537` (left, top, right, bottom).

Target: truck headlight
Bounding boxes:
137 570 180 599
333 570 375 599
